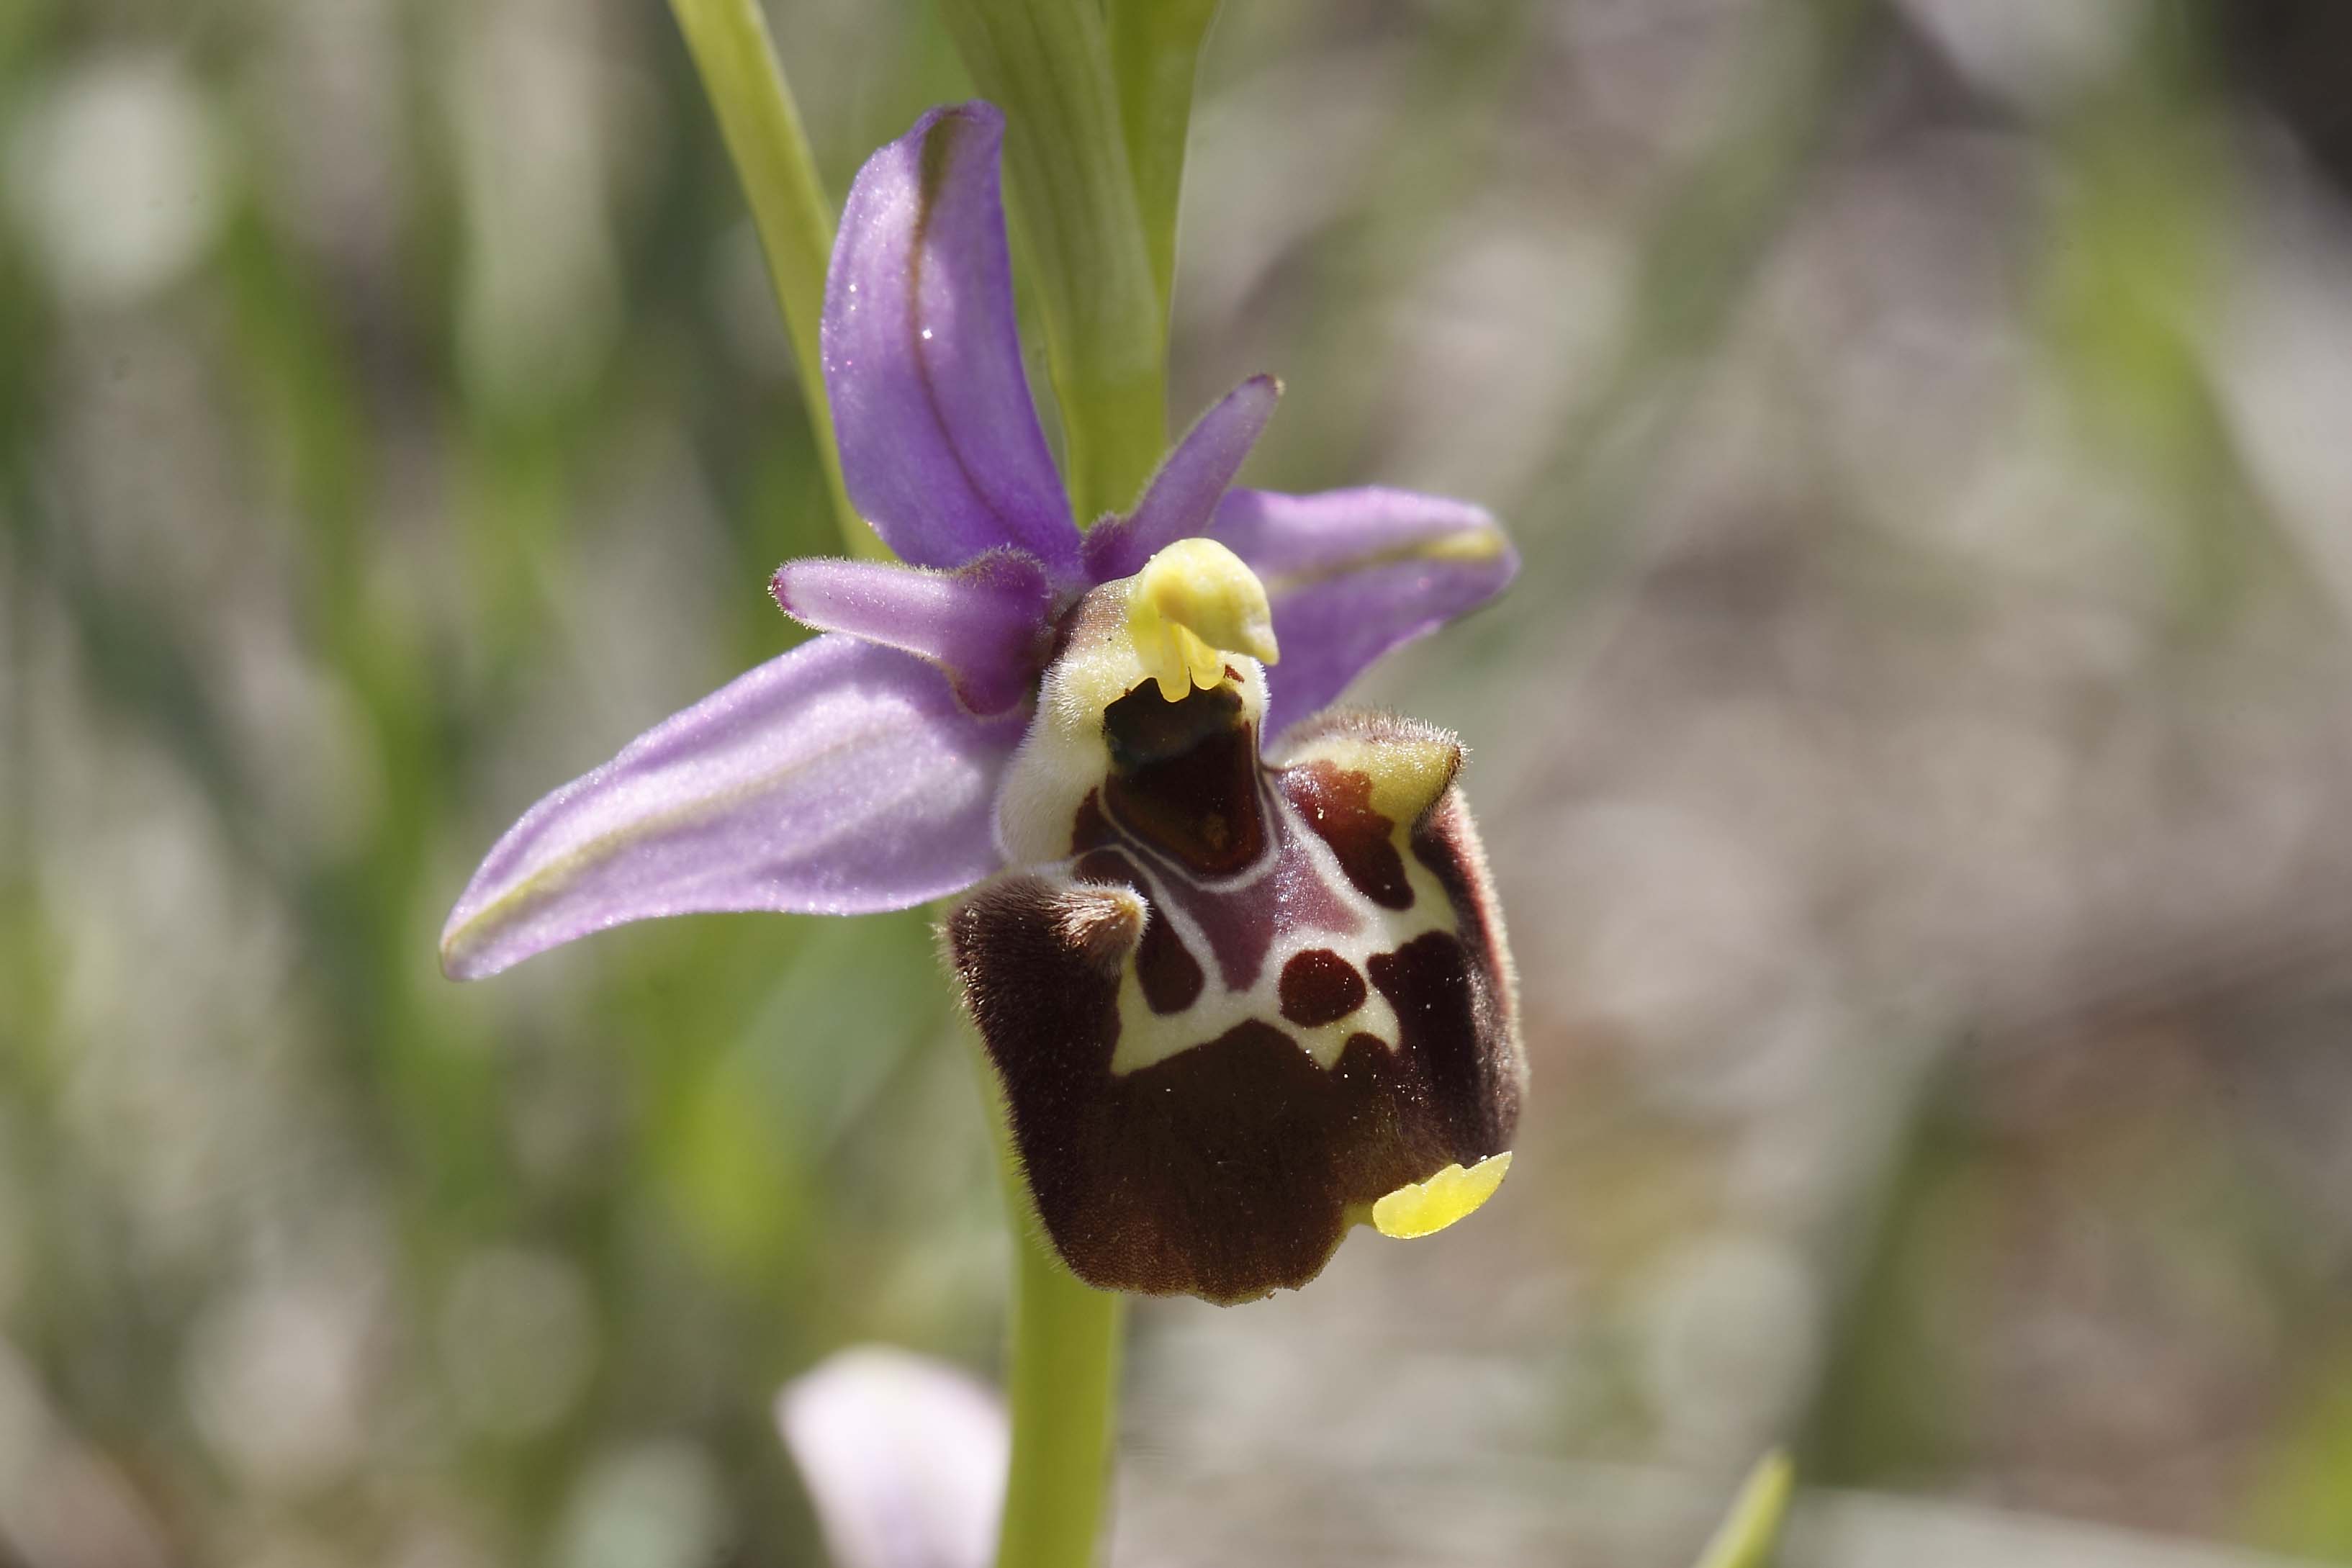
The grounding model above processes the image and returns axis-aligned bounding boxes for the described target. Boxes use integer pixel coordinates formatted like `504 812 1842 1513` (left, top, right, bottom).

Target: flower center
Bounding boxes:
996 539 1282 871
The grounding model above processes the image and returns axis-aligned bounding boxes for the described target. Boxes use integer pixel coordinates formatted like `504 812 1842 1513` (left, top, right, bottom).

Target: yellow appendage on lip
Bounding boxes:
1371 1150 1512 1239
1125 537 1280 701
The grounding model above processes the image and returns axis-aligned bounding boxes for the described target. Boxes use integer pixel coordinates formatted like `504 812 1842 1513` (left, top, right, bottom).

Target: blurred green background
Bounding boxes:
6 1 2352 1564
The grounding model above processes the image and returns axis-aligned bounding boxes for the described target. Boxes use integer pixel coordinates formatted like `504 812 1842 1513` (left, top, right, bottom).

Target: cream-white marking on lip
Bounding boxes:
1097 785 1457 1076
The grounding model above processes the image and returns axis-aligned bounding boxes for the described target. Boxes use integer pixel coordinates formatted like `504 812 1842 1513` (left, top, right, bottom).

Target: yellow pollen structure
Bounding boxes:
1125 538 1280 701
1370 1151 1513 1239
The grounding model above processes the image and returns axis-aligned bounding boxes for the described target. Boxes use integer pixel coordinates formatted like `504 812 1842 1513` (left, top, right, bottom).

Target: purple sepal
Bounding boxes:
1083 374 1281 582
771 550 1055 716
823 102 1079 578
1212 487 1520 736
440 635 1023 980
778 1346 1006 1568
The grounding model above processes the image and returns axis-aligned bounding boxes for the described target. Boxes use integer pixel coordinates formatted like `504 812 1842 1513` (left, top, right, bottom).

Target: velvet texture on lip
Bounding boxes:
440 101 1525 1302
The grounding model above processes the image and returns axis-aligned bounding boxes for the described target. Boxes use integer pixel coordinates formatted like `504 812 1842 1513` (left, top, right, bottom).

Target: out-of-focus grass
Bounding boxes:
4 1 2352 1566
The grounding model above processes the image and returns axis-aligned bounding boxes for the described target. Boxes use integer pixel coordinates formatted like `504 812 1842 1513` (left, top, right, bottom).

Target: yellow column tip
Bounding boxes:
1125 538 1279 701
1371 1150 1513 1239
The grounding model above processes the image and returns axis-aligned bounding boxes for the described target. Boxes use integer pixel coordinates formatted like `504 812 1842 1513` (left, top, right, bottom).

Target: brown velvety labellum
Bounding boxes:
947 715 1521 1302
949 858 1513 1302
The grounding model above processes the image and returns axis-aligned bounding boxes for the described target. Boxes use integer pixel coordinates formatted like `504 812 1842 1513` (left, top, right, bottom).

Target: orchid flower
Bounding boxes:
441 102 1525 1305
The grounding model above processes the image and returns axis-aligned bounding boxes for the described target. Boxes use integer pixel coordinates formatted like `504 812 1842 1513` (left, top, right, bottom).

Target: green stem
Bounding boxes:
666 0 878 557
967 1025 1125 1568
994 1166 1126 1568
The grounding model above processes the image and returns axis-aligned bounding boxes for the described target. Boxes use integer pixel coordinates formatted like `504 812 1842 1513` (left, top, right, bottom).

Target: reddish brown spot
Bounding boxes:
1136 908 1204 1014
1279 948 1367 1027
1279 761 1412 909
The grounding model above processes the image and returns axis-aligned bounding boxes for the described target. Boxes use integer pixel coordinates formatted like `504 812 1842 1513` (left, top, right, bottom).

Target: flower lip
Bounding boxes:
949 697 1522 1302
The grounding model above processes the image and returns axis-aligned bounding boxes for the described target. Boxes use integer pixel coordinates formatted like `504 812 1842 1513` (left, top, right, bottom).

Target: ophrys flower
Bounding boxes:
442 102 1523 1304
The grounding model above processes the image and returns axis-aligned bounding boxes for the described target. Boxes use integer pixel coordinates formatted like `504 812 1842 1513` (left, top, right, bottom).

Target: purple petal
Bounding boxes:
778 1346 1006 1568
824 102 1078 577
771 549 1055 716
1083 375 1281 582
441 636 1022 980
1212 487 1520 736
